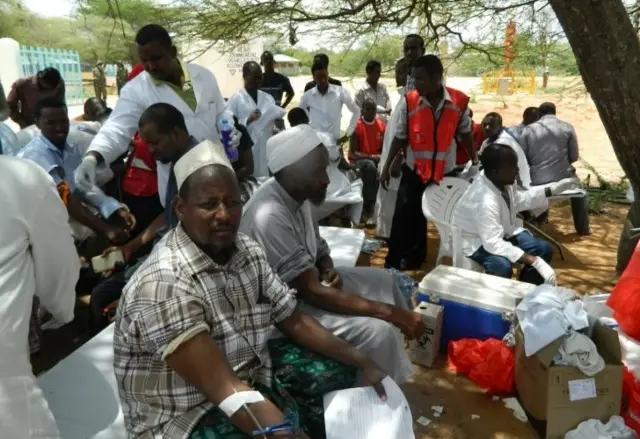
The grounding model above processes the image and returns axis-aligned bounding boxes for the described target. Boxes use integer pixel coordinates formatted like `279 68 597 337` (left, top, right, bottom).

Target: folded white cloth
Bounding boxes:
553 330 605 376
516 285 589 356
565 415 637 439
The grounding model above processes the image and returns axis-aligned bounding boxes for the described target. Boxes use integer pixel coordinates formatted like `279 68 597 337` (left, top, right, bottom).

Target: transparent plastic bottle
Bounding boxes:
217 111 239 162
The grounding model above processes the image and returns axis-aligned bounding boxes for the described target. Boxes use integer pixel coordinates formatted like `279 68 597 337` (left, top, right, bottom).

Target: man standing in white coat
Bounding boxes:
0 155 79 438
74 24 240 208
375 58 409 238
227 61 286 178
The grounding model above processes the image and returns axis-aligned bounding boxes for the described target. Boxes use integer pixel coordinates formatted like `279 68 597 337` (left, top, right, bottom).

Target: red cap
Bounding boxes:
128 64 145 81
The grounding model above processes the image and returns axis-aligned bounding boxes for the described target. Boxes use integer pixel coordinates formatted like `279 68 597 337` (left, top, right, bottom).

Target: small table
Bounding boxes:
38 226 365 439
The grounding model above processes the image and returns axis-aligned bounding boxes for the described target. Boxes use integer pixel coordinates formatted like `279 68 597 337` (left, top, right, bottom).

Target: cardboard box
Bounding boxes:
515 324 623 438
409 302 443 367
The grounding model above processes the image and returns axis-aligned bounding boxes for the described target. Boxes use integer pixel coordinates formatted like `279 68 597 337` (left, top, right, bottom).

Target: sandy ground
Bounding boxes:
358 202 626 439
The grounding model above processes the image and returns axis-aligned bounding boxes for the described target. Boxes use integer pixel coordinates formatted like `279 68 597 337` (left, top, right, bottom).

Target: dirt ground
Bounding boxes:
357 201 627 438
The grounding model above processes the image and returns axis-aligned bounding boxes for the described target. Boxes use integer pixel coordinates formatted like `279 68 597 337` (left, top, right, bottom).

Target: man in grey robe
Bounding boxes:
240 124 424 384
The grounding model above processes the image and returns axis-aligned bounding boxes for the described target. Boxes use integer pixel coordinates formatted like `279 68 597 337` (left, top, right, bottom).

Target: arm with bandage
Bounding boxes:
133 278 303 438
167 332 297 437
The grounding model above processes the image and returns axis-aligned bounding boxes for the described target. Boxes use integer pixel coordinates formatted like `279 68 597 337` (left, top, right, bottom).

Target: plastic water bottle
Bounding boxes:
217 111 238 162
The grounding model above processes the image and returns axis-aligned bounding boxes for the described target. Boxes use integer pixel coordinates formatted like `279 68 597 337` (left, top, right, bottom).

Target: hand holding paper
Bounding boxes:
323 376 415 439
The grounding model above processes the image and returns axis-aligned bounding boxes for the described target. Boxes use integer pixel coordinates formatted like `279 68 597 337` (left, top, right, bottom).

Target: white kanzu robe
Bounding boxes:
227 89 287 178
375 90 405 238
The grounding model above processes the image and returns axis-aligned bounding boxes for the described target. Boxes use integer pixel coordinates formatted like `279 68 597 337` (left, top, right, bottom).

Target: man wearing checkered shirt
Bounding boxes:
113 140 387 439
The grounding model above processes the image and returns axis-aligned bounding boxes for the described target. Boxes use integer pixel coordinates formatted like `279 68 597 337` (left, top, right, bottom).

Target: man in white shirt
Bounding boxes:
299 60 360 144
74 24 240 210
453 143 576 285
227 61 286 177
480 112 531 188
0 155 79 438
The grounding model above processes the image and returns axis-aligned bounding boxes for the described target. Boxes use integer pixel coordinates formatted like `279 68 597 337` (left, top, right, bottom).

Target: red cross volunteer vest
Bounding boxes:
406 87 469 184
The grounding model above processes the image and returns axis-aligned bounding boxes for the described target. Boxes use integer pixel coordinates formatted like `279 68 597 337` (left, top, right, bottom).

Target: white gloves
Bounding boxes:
531 257 557 285
548 177 580 196
74 156 98 191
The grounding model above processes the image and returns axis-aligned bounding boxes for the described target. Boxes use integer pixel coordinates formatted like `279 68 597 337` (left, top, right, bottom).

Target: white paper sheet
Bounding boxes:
323 376 415 439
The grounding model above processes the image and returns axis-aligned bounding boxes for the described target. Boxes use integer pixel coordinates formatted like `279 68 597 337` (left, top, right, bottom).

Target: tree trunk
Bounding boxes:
549 0 640 189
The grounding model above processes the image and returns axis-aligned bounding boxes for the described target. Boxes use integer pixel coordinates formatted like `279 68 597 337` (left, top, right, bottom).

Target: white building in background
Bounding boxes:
0 38 21 99
274 54 301 76
183 39 264 98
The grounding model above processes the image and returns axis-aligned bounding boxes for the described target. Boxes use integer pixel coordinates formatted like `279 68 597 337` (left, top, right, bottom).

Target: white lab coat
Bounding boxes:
374 89 405 238
86 63 226 206
452 173 548 263
0 156 79 438
227 89 286 178
480 129 531 188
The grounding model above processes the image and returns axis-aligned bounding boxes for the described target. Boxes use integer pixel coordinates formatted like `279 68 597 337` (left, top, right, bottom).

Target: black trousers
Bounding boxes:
385 166 429 270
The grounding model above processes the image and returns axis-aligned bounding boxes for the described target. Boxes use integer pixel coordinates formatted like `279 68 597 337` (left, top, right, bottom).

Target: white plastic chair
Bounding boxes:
421 177 482 271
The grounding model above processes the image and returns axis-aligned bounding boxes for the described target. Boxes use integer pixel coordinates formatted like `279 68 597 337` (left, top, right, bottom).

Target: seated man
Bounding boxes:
289 106 362 224
73 97 111 123
453 143 576 285
521 102 590 235
480 112 531 188
88 103 253 332
114 140 386 439
240 125 423 385
511 106 540 139
349 97 386 222
287 106 309 127
18 98 133 257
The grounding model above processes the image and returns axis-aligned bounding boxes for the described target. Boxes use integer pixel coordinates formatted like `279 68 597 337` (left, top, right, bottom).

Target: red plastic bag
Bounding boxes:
447 338 515 394
609 242 640 341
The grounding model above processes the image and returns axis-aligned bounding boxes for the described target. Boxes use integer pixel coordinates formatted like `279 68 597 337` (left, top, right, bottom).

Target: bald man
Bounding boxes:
240 125 424 385
227 61 286 178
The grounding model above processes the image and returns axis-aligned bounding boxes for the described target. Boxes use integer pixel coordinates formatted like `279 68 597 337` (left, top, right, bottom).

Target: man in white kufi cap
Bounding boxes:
240 125 425 385
112 136 387 438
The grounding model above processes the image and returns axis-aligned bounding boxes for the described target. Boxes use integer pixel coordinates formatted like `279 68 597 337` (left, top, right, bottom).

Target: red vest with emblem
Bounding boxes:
122 133 158 197
406 87 469 184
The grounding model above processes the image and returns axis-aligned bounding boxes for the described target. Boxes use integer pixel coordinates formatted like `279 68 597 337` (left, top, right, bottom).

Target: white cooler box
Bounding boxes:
417 266 536 352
